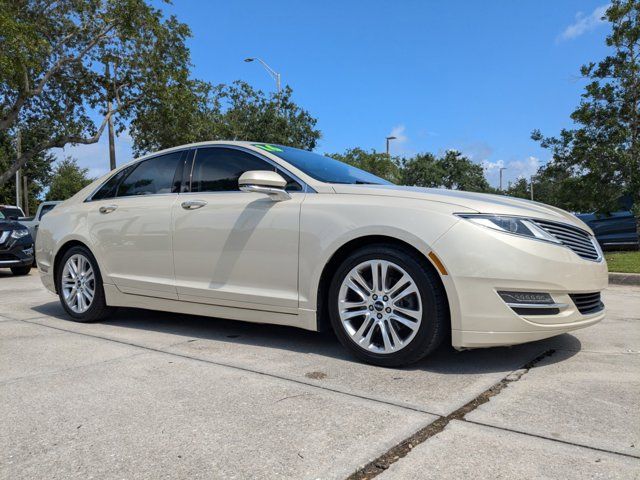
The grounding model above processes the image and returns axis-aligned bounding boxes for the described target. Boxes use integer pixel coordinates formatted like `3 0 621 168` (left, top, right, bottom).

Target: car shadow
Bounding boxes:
31 300 581 374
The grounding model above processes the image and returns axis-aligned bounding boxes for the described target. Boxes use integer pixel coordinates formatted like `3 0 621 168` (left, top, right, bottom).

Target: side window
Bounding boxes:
117 152 183 197
38 204 56 219
191 148 302 193
90 166 134 201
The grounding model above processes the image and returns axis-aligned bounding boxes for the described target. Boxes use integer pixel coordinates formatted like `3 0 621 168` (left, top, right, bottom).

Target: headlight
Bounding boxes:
456 214 560 244
10 228 29 239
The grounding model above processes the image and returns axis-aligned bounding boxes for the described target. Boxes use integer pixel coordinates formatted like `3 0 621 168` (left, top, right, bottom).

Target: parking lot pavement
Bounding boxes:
1 272 639 479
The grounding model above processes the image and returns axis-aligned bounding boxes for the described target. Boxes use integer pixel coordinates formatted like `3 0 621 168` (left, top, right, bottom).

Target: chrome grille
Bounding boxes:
0 231 9 245
569 292 603 314
532 219 601 261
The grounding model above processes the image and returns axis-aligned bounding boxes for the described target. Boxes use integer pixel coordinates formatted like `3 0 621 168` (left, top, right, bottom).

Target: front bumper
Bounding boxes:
433 219 608 348
0 236 34 269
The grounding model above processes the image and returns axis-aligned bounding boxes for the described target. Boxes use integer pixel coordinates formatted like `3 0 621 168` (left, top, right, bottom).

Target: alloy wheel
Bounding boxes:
338 259 423 354
61 254 96 313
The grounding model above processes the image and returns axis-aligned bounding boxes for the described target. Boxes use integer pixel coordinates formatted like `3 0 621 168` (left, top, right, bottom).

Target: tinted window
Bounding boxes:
191 148 302 192
0 207 23 219
38 204 57 219
253 143 391 185
91 166 134 201
117 152 183 197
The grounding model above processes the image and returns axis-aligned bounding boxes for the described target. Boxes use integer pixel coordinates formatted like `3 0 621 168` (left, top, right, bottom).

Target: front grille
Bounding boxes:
569 292 604 315
532 219 601 261
0 253 18 261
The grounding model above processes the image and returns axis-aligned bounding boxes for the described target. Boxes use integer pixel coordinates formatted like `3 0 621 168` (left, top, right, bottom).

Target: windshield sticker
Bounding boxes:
253 143 283 153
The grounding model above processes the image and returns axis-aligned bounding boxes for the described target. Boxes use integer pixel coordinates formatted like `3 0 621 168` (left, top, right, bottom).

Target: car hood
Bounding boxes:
330 184 592 231
0 220 23 231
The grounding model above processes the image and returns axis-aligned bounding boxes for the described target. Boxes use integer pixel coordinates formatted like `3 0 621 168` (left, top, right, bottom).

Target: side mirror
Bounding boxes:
238 170 291 201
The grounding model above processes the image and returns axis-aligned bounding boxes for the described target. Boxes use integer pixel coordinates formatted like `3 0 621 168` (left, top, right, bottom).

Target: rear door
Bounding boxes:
171 146 304 310
87 150 186 298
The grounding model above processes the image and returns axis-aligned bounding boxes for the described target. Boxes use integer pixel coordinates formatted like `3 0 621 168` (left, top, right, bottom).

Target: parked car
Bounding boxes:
575 210 638 250
18 201 62 242
0 204 25 220
36 141 607 367
0 214 34 276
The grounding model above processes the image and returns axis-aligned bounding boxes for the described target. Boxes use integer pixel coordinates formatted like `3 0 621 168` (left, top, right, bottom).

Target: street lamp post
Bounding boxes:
499 167 507 191
386 136 397 158
530 175 537 201
244 57 281 95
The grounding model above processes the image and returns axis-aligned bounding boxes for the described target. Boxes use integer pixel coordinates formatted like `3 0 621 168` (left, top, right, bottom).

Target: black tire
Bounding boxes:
328 244 448 367
56 245 113 322
10 265 31 276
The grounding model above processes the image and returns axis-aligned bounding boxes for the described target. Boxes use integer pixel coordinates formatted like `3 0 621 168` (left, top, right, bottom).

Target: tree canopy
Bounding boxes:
400 150 492 192
533 0 640 220
129 81 321 156
0 0 194 185
46 157 93 201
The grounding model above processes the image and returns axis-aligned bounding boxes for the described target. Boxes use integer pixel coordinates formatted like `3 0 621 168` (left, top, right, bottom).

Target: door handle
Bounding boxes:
99 205 118 214
181 200 207 210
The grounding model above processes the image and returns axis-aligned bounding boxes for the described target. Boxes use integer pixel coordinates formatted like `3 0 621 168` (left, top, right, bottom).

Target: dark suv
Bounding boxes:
0 215 34 276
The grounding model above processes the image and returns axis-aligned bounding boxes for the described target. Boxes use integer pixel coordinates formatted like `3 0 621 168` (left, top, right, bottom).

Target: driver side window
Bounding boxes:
191 147 302 193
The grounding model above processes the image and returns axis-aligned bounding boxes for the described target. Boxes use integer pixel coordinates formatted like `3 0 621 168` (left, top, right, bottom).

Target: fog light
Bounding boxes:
23 247 34 256
498 291 553 305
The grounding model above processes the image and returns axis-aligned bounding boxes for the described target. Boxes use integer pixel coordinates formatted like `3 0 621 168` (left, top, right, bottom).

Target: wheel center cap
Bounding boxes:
373 300 385 312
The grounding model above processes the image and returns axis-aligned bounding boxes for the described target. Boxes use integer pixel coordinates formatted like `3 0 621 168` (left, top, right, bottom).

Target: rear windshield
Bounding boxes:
0 207 23 219
253 144 391 185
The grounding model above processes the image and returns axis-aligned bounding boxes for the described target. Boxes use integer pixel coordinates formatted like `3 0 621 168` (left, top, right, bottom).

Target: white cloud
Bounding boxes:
509 156 540 179
387 124 409 155
481 156 541 188
559 4 609 41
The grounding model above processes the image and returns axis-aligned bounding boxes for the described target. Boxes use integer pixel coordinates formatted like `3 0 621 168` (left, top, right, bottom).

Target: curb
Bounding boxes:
609 272 640 286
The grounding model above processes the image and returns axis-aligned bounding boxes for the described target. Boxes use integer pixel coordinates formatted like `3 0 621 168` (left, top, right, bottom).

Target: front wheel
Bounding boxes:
56 246 113 322
328 245 448 367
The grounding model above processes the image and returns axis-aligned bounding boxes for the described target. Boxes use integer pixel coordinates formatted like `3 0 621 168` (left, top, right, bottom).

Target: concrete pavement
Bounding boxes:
0 271 638 479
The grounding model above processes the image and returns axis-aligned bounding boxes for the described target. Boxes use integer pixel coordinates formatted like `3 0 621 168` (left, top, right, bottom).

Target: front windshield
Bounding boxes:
253 144 391 185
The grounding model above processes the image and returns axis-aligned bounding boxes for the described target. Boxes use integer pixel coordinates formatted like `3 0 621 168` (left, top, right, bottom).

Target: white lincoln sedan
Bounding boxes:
36 141 607 366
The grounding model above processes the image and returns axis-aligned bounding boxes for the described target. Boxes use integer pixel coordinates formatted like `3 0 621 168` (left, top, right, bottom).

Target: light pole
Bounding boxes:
244 57 281 95
499 167 507 191
386 136 397 158
530 175 537 201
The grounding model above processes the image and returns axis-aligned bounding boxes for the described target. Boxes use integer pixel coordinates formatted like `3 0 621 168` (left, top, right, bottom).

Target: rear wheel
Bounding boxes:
10 266 31 276
56 246 113 322
328 245 447 367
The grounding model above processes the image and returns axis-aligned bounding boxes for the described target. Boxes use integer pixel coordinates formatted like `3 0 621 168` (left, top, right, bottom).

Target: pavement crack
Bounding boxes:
346 349 556 480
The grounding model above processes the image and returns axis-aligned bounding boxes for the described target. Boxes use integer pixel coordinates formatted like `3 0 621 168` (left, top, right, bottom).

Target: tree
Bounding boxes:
46 157 93 200
400 150 492 192
438 150 491 191
399 153 444 187
0 0 193 185
129 80 321 155
533 0 640 230
328 147 400 182
0 130 52 213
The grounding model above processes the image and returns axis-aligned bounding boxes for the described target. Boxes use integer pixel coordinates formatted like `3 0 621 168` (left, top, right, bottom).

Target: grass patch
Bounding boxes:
605 251 640 274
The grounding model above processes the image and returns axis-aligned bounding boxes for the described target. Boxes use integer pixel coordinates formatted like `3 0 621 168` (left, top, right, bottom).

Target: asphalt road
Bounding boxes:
1 271 638 479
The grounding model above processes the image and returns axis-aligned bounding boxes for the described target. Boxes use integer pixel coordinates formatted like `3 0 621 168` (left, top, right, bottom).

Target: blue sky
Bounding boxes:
57 1 611 187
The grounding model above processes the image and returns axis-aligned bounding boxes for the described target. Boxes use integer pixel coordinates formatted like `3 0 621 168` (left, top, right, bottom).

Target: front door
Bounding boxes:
172 147 304 310
87 150 186 299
